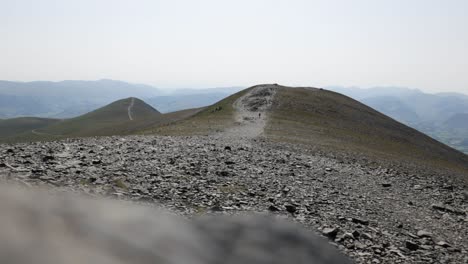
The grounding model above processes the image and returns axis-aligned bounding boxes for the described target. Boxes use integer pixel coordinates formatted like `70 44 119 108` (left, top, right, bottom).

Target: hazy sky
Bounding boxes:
1 0 467 93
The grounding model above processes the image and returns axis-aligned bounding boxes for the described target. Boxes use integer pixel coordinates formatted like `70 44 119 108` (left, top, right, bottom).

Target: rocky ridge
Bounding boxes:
1 135 467 263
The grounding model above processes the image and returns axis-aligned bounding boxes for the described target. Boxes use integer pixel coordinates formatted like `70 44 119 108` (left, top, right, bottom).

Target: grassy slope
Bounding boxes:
1 98 169 142
142 88 252 136
0 117 60 138
265 87 468 173
38 98 160 136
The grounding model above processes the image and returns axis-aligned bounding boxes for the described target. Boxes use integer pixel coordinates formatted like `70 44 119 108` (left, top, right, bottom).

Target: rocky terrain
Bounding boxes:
0 86 467 263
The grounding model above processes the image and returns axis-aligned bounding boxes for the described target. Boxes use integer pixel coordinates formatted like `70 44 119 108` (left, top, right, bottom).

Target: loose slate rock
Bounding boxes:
352 217 369 226
436 241 451 248
268 205 280 212
416 230 432 238
322 227 339 239
1 132 467 263
431 203 466 215
405 240 419 251
285 204 296 214
42 155 55 162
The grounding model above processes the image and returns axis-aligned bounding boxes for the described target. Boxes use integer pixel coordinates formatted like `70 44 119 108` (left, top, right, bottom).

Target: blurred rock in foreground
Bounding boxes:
0 185 351 264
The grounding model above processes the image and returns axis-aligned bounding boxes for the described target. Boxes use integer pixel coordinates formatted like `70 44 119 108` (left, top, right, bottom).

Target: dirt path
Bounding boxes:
221 85 277 140
127 98 135 121
31 129 62 137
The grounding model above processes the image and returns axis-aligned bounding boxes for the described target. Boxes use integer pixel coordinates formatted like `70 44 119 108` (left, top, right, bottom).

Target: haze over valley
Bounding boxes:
1 1 467 264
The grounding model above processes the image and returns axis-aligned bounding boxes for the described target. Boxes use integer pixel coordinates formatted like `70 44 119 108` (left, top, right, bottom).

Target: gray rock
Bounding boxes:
351 217 369 226
268 205 280 212
436 241 451 248
431 203 466 215
322 227 339 239
416 230 432 238
285 204 296 214
405 240 419 251
0 186 352 264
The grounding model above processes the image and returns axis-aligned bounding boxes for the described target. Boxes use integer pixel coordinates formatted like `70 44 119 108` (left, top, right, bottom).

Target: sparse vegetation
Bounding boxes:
264 87 468 174
0 117 60 138
143 88 252 135
0 98 200 143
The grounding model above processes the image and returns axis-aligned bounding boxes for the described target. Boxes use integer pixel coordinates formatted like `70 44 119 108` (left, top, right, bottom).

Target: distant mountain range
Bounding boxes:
326 86 468 153
0 80 242 118
0 80 160 118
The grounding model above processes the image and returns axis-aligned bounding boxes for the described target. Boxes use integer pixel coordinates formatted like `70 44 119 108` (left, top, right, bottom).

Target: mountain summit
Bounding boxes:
152 84 468 174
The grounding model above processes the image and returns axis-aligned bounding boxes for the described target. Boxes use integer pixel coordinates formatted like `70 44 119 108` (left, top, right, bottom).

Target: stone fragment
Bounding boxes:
268 205 280 212
210 205 223 212
285 204 296 214
322 227 339 239
342 232 355 240
42 155 55 162
405 240 419 251
416 230 432 238
352 217 369 226
217 171 230 177
431 203 466 215
352 230 360 239
436 241 451 248
354 241 366 250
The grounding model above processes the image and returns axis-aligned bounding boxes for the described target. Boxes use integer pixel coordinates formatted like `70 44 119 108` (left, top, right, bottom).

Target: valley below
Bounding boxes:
0 85 467 263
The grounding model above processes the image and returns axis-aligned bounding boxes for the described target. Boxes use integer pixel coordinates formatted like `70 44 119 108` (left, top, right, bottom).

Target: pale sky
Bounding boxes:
1 0 467 93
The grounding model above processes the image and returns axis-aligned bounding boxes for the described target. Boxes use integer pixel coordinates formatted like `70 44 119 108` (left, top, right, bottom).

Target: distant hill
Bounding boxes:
361 96 420 124
146 93 231 113
326 86 468 122
444 113 468 130
327 86 468 154
0 98 201 142
145 87 244 113
0 79 160 98
0 80 243 118
35 98 162 136
0 80 161 118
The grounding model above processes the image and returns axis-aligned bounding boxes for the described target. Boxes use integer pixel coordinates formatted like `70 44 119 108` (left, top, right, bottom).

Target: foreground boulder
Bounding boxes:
0 185 351 264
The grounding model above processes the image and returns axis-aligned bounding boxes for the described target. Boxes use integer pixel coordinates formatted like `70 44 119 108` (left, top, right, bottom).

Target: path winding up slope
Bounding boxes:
223 85 277 139
127 97 135 121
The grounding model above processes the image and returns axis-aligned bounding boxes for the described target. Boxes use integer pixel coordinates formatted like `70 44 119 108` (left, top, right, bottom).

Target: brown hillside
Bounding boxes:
265 86 468 174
